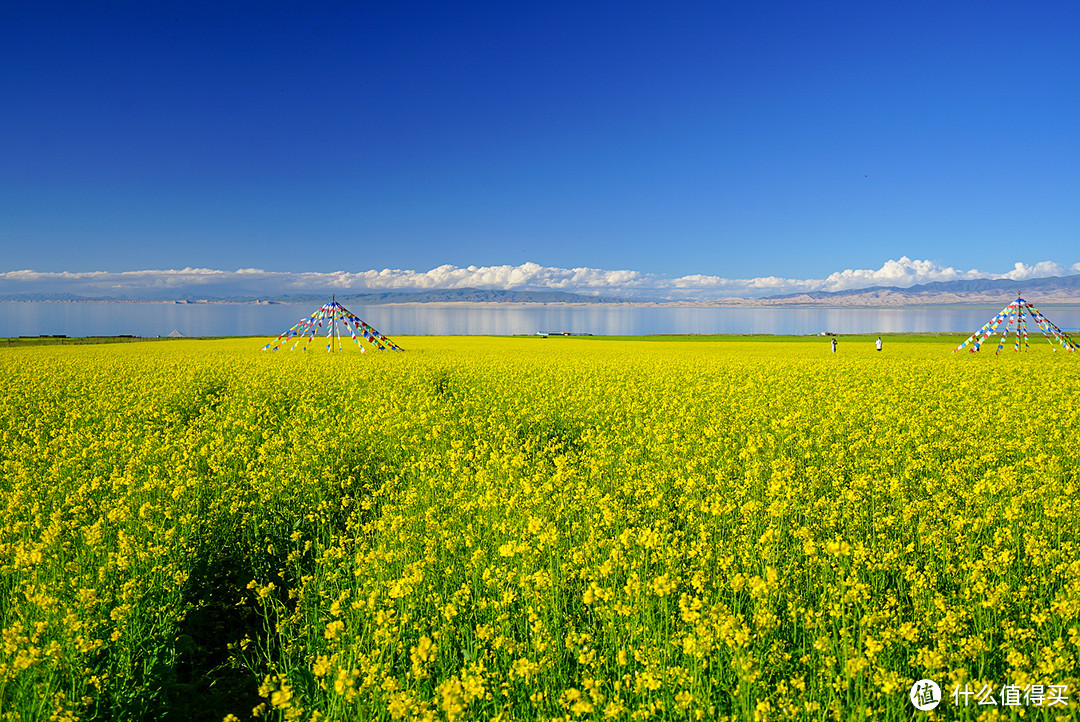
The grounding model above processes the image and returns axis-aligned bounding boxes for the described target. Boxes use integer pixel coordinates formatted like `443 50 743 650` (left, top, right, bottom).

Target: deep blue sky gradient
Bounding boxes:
3 1 1078 279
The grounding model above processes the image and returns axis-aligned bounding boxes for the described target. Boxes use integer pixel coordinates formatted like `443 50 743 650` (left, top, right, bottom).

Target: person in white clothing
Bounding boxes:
875 337 882 351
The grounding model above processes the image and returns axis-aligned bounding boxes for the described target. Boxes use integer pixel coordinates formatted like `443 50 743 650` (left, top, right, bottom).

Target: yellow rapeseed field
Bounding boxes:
2 336 1078 721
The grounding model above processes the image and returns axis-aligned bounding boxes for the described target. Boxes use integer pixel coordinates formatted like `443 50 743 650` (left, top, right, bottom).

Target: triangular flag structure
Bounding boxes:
262 297 404 353
954 295 1077 354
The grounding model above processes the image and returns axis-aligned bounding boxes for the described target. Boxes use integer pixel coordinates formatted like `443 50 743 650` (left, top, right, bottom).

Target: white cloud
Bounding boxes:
0 257 1076 300
996 261 1071 281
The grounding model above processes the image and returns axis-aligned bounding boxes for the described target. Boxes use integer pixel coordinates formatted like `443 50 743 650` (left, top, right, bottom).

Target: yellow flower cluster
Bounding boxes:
2 335 1079 720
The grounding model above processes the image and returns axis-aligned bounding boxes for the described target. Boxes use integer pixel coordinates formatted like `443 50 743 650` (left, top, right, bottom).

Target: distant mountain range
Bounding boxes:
4 276 1080 306
0 288 627 304
749 274 1080 307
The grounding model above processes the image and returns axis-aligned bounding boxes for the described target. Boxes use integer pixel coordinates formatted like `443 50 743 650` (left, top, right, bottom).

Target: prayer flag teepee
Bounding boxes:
262 297 404 353
954 295 1077 354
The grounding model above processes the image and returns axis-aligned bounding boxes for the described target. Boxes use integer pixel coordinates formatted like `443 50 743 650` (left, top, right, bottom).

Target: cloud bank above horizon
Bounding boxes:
3 257 1079 301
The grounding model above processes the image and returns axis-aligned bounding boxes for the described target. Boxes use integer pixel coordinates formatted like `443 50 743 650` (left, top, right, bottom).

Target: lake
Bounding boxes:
3 301 1080 338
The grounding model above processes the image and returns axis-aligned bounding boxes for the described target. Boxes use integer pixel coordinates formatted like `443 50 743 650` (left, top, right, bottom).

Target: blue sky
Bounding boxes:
2 1 1078 298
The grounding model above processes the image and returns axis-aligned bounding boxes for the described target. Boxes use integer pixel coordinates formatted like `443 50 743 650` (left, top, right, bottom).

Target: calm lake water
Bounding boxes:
3 302 1080 338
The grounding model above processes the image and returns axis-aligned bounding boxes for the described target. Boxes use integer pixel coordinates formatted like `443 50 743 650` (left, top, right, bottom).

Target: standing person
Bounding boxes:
875 337 883 352
830 337 837 353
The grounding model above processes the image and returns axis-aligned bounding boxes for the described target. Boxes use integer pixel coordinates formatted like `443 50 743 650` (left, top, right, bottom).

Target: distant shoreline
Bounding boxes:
5 298 1080 310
